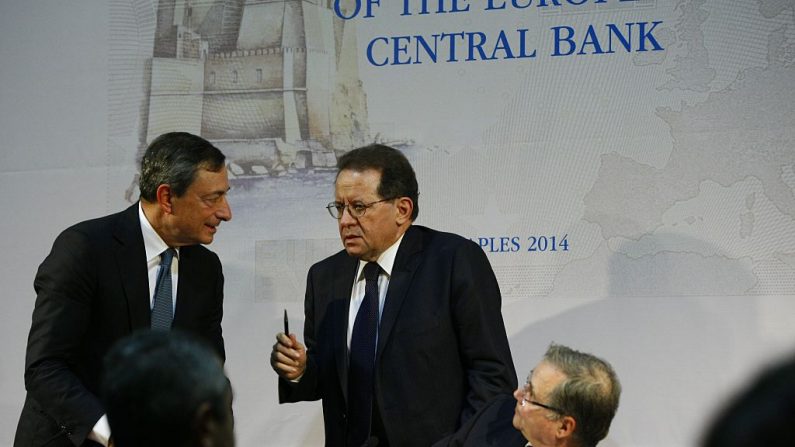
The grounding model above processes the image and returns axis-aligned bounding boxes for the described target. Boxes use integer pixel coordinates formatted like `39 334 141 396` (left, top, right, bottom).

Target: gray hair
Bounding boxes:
139 132 225 201
543 343 621 447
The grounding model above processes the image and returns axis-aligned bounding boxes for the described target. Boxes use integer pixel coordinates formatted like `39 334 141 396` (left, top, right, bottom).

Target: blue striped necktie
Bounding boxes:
151 248 176 330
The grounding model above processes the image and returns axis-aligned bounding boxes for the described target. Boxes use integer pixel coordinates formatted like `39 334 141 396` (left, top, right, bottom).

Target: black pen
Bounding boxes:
283 309 289 336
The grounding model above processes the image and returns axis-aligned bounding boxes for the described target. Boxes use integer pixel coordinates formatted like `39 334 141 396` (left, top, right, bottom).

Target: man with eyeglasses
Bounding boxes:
433 343 621 447
270 144 516 446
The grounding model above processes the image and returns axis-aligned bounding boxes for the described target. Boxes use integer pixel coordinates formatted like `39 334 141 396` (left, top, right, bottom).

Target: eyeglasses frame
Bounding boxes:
520 380 567 414
326 197 396 219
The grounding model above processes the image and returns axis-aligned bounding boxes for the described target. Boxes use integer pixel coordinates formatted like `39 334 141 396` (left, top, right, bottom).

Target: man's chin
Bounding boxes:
343 242 363 257
344 248 362 258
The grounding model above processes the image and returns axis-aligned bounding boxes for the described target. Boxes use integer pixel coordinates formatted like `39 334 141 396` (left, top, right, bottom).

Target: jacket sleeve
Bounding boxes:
207 252 226 362
279 265 321 403
23 227 104 445
451 240 518 424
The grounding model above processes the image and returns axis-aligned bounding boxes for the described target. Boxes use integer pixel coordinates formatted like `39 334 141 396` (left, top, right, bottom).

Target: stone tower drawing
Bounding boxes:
144 0 370 176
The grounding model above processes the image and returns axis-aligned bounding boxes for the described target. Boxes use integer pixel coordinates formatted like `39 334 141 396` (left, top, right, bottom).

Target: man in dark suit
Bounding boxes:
433 344 621 447
15 132 232 446
270 144 517 447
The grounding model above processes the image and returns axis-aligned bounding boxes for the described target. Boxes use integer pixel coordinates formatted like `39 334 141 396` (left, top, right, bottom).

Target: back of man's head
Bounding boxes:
544 344 621 447
101 330 234 447
702 353 795 447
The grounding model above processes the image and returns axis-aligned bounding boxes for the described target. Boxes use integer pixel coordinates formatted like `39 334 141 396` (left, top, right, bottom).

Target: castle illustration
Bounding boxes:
144 0 370 176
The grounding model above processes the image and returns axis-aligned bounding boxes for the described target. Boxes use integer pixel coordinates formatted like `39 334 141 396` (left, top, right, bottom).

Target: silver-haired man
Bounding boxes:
435 343 621 447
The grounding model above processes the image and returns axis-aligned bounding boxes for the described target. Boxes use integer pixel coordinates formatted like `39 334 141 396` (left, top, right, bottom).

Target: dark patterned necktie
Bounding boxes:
347 262 381 446
151 248 176 330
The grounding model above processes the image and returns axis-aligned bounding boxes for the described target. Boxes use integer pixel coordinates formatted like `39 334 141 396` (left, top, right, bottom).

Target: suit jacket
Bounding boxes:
280 225 517 447
15 203 225 447
431 394 528 447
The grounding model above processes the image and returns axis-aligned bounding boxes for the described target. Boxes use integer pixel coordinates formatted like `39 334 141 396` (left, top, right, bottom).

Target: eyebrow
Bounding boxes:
526 370 535 393
334 199 370 206
204 187 231 196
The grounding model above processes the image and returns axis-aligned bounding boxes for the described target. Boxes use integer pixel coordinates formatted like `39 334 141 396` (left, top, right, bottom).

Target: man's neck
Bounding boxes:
140 200 171 246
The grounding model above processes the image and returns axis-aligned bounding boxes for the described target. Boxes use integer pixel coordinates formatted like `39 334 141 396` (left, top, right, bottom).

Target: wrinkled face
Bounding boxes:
513 361 567 447
167 167 232 246
334 169 400 262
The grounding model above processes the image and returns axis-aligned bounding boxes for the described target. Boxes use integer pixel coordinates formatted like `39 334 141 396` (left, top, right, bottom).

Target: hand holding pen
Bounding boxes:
271 308 307 381
284 308 289 336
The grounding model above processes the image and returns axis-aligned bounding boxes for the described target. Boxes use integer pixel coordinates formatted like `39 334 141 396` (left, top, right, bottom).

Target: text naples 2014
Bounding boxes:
333 0 664 66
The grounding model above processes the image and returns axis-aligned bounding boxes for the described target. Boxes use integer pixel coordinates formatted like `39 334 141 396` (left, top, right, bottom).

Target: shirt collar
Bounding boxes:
355 232 405 281
138 202 178 263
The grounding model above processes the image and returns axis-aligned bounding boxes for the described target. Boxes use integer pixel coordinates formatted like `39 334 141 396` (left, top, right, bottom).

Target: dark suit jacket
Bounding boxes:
431 394 528 447
15 204 225 447
279 225 517 447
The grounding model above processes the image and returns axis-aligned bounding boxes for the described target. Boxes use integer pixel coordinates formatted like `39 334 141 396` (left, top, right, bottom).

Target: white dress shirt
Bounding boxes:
139 202 179 311
88 203 181 445
346 234 404 349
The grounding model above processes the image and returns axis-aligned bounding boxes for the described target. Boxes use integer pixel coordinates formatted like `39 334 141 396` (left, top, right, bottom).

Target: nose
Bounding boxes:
513 387 523 402
217 195 232 221
338 205 356 226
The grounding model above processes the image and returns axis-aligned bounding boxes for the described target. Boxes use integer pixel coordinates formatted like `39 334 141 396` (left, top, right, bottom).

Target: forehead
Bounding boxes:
335 169 382 198
528 361 566 394
187 168 229 194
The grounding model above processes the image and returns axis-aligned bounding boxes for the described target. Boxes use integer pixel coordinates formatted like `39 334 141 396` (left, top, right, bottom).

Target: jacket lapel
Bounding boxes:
113 203 151 330
334 256 358 404
172 246 195 328
376 226 423 361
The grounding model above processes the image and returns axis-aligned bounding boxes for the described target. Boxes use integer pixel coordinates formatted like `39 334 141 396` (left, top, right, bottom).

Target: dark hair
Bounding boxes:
336 144 419 220
101 330 232 447
544 344 621 447
139 132 226 201
701 354 795 447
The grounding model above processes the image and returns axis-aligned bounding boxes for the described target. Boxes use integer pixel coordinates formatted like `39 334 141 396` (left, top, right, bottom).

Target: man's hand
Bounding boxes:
270 332 307 381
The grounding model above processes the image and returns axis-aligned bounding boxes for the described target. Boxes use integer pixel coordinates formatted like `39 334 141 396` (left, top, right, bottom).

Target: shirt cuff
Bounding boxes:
87 414 111 446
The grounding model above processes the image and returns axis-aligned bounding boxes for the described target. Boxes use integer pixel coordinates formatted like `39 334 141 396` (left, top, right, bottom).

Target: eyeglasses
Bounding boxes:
521 397 566 414
520 381 566 414
326 198 395 219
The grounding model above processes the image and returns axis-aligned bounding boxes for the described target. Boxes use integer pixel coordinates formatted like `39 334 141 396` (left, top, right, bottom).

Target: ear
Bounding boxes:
194 402 218 447
155 184 174 215
395 197 414 225
556 415 577 441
